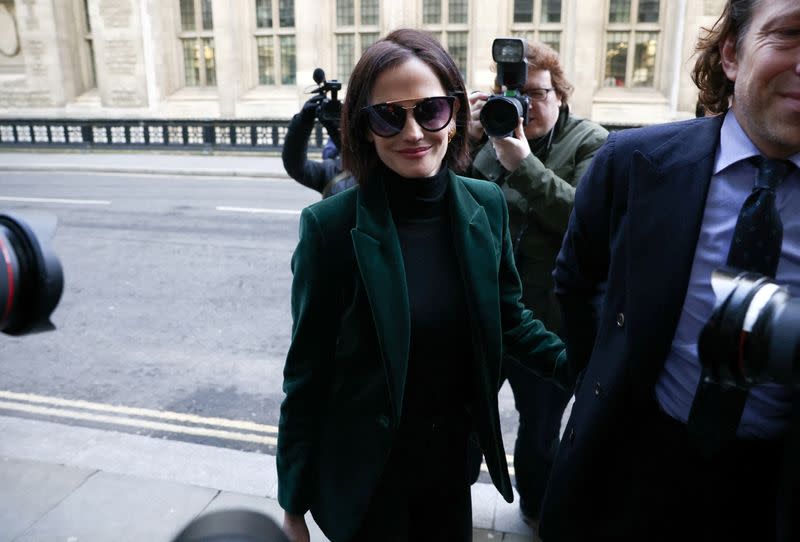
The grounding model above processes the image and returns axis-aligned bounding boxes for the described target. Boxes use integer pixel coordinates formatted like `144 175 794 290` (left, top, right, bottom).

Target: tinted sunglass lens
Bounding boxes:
416 98 453 131
368 105 404 137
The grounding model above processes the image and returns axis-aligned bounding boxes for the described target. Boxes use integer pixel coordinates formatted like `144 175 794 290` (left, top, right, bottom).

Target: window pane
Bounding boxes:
540 31 561 53
337 0 354 25
449 0 468 24
447 31 468 81
201 0 213 29
423 0 441 24
608 0 631 23
182 39 200 85
336 34 355 83
361 0 379 25
513 0 533 23
360 32 379 54
280 35 296 84
256 0 272 28
541 0 561 23
257 36 275 84
604 31 628 87
203 38 216 85
279 0 294 27
180 0 196 31
632 32 657 86
638 0 660 22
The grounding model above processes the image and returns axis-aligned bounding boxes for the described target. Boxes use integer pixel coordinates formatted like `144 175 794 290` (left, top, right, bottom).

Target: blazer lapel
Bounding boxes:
351 177 410 421
626 115 724 390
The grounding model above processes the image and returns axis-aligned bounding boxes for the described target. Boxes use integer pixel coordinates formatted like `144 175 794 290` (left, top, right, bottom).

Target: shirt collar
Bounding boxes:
715 111 800 175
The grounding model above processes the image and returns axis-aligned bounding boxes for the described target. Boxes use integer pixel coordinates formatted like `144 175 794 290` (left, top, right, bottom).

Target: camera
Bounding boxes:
698 268 799 390
0 212 63 336
310 67 343 149
479 38 530 138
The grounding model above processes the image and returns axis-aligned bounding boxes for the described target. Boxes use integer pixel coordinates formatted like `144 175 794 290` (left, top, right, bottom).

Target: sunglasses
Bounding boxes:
362 96 456 137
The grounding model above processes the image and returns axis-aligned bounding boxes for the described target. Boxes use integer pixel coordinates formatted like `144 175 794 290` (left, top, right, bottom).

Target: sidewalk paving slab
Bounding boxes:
0 416 541 541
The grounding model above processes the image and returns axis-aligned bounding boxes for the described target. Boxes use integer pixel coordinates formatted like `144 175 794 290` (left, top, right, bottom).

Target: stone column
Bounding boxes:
211 0 237 117
90 0 148 107
10 0 70 107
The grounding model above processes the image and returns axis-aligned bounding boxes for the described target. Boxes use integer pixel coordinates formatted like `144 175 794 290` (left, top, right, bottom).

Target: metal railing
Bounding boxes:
0 117 636 152
0 118 330 153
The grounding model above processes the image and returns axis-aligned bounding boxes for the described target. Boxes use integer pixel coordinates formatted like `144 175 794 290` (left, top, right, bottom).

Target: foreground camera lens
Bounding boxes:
171 509 289 542
699 269 798 388
0 213 63 335
480 96 524 138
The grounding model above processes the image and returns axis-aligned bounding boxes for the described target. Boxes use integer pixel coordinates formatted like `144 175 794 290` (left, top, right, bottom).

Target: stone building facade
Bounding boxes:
0 0 728 125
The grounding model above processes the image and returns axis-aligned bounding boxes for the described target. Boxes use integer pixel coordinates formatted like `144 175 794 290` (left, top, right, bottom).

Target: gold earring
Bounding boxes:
447 126 456 143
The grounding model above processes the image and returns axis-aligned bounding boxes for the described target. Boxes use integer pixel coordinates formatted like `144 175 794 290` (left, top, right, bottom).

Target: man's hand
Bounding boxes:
300 95 324 122
491 118 530 172
467 91 490 143
283 512 310 542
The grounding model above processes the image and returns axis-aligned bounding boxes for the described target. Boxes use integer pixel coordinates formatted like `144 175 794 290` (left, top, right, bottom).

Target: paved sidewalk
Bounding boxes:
0 149 291 179
0 416 538 542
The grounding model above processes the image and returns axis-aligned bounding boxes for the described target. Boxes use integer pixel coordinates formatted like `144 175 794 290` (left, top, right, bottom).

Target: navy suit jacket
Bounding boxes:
543 115 797 540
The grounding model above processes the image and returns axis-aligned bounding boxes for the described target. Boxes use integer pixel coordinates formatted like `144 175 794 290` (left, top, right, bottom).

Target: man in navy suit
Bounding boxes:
542 1 799 540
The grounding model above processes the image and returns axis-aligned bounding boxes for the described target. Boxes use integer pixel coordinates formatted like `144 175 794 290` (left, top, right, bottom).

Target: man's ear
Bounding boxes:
720 33 739 82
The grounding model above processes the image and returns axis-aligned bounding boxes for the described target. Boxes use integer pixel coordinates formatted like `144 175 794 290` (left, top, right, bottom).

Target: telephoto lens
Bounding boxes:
0 212 63 336
698 269 799 390
480 94 527 138
171 509 290 542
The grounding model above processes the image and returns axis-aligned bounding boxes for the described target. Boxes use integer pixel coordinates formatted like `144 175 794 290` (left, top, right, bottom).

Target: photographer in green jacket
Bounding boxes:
467 40 608 524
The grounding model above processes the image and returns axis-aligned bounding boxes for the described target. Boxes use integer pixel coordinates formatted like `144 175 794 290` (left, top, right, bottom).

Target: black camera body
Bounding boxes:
699 269 799 390
480 38 530 138
311 67 342 147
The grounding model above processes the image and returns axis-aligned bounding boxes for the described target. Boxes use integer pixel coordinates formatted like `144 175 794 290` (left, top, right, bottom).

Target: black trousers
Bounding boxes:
505 356 571 517
582 400 786 542
351 414 473 542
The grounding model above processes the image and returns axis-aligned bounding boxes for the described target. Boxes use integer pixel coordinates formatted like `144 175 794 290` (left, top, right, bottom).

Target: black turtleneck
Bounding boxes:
383 163 473 425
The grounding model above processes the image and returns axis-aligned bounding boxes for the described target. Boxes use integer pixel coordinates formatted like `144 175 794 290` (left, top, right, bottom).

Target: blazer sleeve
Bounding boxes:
553 133 617 380
277 207 338 515
491 182 571 388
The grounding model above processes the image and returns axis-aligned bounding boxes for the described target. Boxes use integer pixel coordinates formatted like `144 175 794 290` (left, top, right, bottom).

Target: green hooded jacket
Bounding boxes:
470 106 608 333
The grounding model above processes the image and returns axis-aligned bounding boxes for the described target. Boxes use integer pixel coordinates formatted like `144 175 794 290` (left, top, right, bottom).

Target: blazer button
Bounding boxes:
568 427 576 443
616 312 625 327
377 415 391 429
594 382 602 397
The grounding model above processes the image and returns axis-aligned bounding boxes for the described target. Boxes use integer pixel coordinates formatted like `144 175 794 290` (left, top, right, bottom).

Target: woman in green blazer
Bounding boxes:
278 29 569 542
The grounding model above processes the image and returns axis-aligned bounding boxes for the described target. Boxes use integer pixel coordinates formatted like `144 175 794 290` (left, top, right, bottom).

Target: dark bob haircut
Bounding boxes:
340 28 471 184
692 0 762 114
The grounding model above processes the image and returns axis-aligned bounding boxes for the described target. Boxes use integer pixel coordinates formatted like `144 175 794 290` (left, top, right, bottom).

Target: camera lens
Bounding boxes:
0 213 63 335
699 270 798 388
480 96 524 138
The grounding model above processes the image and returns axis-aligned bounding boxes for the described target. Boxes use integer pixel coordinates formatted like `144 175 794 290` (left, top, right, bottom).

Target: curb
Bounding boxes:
0 164 291 180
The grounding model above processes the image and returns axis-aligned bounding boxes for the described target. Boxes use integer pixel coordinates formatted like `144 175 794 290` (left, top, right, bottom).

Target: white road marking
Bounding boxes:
0 390 277 434
0 390 516 474
216 206 301 215
0 400 277 445
0 196 111 205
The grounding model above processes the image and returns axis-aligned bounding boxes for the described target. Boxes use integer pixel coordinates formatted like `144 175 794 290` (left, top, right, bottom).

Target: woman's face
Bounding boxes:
366 57 456 179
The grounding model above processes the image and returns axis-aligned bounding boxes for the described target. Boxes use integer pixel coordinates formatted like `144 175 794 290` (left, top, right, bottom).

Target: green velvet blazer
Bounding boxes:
277 169 568 542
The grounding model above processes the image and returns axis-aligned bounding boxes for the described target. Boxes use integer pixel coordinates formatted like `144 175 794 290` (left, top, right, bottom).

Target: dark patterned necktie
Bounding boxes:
687 157 794 456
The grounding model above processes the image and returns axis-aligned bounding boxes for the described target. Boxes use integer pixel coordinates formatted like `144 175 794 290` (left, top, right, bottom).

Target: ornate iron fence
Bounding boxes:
0 118 330 153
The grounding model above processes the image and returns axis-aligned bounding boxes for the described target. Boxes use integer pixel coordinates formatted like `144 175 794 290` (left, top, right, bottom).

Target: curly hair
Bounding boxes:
339 29 471 184
692 0 763 114
491 40 574 105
